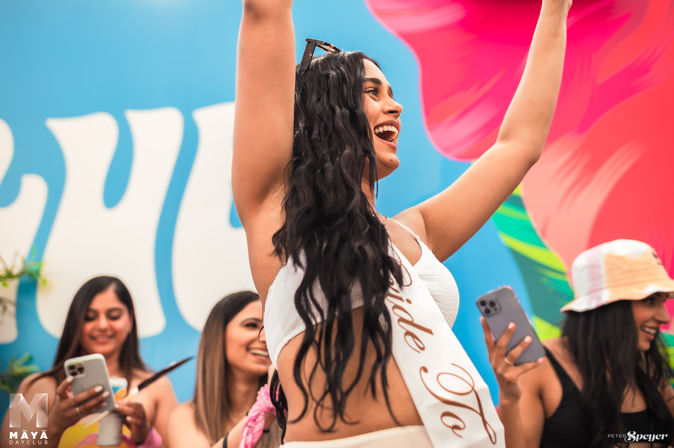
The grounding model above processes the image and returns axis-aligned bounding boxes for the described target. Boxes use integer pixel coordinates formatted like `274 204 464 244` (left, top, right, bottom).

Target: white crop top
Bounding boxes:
263 220 460 366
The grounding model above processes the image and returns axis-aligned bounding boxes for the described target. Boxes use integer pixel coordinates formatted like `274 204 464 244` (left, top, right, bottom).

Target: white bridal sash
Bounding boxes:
387 244 504 448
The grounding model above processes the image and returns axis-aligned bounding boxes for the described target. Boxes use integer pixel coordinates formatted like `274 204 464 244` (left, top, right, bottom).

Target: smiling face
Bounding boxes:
225 300 270 378
631 292 672 352
361 58 403 180
79 285 133 359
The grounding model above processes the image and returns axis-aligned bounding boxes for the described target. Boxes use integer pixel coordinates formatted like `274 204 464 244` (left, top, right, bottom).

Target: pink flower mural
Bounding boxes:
366 0 674 326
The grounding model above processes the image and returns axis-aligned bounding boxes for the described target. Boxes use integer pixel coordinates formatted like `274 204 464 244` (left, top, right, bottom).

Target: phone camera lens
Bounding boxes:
489 301 496 307
479 300 487 307
485 308 491 315
77 367 85 374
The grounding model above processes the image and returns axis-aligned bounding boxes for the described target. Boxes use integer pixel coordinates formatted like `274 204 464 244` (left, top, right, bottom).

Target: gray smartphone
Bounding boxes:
476 286 545 366
64 353 115 412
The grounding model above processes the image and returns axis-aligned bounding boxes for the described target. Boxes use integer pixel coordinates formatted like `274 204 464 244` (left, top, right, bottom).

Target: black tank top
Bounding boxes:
540 348 674 447
539 347 590 447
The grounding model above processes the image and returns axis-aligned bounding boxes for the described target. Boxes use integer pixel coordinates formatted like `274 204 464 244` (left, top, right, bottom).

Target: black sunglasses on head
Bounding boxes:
299 38 341 74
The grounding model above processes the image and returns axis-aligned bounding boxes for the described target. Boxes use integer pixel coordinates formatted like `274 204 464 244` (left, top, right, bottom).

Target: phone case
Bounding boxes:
64 353 115 412
475 286 545 365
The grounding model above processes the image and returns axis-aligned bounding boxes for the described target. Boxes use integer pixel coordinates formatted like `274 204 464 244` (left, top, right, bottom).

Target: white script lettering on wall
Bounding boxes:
172 102 254 330
0 119 48 343
38 110 182 337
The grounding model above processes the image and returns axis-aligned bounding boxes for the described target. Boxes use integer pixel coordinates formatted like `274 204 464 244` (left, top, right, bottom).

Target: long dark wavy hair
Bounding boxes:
192 291 266 444
562 298 674 448
31 276 146 389
270 50 403 432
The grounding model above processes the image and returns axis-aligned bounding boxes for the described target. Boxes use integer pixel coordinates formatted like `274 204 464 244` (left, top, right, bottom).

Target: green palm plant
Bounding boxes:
0 354 39 394
0 251 46 392
0 252 46 313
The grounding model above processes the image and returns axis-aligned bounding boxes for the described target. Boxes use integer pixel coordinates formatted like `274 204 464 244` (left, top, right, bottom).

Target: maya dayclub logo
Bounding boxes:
8 393 49 445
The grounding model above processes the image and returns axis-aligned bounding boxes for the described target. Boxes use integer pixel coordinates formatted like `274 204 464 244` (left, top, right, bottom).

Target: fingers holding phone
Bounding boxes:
477 287 545 400
49 377 110 435
481 318 543 401
115 401 151 444
71 383 111 416
477 286 545 364
485 318 541 364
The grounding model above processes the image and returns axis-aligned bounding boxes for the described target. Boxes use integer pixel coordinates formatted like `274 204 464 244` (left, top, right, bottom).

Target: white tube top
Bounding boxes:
263 221 460 366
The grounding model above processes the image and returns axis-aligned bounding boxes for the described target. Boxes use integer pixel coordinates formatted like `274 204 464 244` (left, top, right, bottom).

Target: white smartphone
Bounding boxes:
64 353 115 412
476 286 545 366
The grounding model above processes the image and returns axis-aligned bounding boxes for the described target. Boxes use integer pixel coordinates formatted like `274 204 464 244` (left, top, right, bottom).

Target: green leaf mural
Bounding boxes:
492 187 573 340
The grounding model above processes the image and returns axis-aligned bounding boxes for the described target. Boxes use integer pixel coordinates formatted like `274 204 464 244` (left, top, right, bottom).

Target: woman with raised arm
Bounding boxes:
484 240 674 448
232 0 571 446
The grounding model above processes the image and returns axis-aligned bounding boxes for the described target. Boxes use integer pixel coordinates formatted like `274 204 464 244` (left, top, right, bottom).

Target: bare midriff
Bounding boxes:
276 308 423 442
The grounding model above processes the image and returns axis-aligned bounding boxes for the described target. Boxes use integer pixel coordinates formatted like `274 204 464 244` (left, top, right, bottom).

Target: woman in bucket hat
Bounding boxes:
483 239 674 448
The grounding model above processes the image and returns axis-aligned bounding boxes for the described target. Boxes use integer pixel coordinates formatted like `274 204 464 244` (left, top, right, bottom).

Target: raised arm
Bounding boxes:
232 0 295 225
398 0 571 261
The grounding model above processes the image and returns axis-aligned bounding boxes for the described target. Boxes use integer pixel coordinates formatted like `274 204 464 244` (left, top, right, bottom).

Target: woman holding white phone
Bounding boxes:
484 240 674 448
1 276 177 447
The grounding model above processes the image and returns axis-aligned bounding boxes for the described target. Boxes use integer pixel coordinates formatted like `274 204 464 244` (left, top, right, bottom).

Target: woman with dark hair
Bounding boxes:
233 0 570 446
1 276 177 447
484 240 674 447
167 291 271 447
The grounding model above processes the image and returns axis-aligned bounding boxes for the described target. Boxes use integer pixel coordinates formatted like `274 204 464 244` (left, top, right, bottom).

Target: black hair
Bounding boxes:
32 276 146 389
270 50 403 432
562 298 674 447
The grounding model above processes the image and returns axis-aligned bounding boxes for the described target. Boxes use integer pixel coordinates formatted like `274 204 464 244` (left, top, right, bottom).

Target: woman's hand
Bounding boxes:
480 318 543 403
115 401 151 445
48 377 110 438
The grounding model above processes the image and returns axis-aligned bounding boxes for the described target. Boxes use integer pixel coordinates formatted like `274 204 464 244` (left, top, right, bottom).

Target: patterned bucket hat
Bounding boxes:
562 239 674 312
